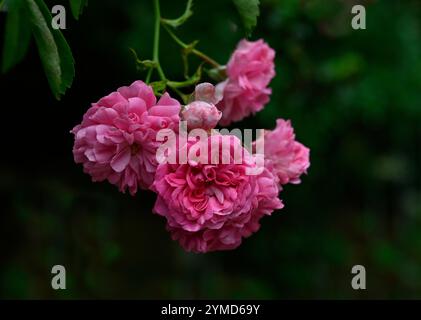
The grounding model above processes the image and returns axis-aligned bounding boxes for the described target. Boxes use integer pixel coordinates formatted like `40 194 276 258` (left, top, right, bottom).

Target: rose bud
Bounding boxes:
181 100 222 130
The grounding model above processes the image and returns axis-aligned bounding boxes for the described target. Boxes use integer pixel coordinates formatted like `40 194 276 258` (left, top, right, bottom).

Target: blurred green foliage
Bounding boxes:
2 0 76 99
0 0 420 299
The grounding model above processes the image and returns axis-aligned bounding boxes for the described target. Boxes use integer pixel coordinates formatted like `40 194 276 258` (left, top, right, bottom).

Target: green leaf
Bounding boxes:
2 0 31 73
161 0 193 28
232 0 260 36
69 0 88 20
25 0 75 100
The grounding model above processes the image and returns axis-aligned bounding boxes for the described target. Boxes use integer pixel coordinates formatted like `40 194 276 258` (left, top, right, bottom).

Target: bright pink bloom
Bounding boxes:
216 39 275 125
71 80 181 195
152 134 283 253
255 119 310 185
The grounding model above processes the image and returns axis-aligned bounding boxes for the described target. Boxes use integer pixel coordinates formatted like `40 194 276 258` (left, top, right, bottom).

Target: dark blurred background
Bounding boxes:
0 0 420 299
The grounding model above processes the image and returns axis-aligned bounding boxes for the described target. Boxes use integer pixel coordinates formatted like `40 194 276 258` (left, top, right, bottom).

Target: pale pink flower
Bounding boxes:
71 80 181 195
194 82 224 104
255 119 310 185
181 83 222 130
181 101 222 130
216 39 275 125
151 134 283 253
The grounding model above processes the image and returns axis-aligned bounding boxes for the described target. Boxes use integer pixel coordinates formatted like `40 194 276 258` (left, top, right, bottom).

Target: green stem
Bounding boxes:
152 0 166 81
167 79 198 89
149 0 207 104
145 67 153 84
172 87 189 104
192 49 220 69
162 23 221 68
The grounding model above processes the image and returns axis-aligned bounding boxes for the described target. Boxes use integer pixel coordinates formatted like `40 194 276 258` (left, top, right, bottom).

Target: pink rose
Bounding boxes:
71 80 181 195
194 82 224 104
216 39 275 125
255 119 310 185
151 134 283 253
181 101 222 130
181 83 222 130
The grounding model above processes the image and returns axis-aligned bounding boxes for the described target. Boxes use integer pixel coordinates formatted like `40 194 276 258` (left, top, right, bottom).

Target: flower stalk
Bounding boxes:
145 0 220 103
162 23 220 68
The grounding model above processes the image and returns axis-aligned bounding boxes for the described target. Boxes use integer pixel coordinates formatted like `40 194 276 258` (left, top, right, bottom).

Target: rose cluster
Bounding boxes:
71 39 310 253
